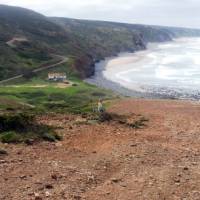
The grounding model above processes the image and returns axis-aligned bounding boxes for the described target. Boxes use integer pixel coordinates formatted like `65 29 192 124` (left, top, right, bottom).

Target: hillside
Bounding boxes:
2 99 200 199
1 5 200 80
0 5 78 80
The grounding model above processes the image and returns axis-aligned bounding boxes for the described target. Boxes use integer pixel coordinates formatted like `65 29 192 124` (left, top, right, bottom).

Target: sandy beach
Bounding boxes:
86 47 175 99
86 38 200 100
86 50 150 97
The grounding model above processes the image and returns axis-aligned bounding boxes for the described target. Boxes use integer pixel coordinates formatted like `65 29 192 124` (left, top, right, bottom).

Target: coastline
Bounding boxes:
85 51 155 99
85 38 200 101
85 44 178 99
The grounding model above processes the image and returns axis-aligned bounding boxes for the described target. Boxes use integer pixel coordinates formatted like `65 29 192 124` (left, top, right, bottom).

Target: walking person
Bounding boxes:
97 99 105 113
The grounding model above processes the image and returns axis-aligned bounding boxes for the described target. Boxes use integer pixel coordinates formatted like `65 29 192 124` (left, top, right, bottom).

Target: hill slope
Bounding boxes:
0 5 78 80
2 99 200 199
1 4 200 80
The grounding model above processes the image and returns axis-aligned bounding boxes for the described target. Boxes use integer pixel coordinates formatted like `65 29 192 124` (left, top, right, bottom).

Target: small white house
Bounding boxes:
48 73 67 82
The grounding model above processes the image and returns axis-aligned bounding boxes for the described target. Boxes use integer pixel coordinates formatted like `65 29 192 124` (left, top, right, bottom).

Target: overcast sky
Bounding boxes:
1 0 200 28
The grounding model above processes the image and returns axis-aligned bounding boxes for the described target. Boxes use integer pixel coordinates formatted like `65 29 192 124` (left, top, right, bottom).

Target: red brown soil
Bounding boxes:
1 99 200 200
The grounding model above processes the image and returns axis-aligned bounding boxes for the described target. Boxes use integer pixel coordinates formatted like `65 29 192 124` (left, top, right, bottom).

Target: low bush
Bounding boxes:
0 113 34 132
0 113 62 143
93 112 149 129
41 132 62 142
98 112 113 122
42 132 56 142
0 131 22 143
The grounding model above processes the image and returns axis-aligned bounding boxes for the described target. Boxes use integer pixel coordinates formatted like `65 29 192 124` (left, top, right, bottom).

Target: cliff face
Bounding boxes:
51 18 200 78
1 5 200 80
50 18 173 77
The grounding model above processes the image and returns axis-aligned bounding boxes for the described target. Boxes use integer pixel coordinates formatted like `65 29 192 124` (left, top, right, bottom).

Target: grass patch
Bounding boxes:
0 80 116 114
91 112 149 129
1 131 22 143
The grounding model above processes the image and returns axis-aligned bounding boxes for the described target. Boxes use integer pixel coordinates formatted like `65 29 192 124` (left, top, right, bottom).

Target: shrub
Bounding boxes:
42 133 56 142
0 131 22 143
98 112 113 122
0 113 34 132
54 133 63 141
91 92 106 97
0 113 62 143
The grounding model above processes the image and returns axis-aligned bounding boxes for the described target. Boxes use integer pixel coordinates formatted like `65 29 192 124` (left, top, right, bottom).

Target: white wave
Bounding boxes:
96 37 200 93
155 65 178 80
161 55 184 65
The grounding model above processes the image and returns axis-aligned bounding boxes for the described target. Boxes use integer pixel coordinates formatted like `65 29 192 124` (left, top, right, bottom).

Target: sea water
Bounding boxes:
101 37 200 99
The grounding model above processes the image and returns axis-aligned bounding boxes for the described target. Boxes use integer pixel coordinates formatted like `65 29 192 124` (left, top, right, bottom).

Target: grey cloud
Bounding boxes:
1 0 200 28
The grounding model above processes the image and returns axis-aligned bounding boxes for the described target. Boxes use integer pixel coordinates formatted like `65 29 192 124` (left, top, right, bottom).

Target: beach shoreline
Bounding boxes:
85 51 156 99
85 48 181 100
85 38 200 101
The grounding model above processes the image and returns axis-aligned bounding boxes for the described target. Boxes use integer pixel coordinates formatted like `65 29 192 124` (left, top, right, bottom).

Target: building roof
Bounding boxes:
48 72 66 76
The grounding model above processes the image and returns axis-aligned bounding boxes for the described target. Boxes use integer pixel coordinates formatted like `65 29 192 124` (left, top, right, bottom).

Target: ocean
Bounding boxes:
87 37 200 100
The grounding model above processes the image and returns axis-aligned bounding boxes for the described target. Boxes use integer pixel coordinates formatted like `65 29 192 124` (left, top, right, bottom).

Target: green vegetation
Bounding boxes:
1 5 200 81
0 80 116 114
0 77 116 143
0 113 61 143
1 4 196 144
0 43 50 80
97 112 149 129
1 132 22 143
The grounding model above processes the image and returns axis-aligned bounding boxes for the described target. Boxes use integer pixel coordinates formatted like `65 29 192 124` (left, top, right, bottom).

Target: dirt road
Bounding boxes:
1 99 200 200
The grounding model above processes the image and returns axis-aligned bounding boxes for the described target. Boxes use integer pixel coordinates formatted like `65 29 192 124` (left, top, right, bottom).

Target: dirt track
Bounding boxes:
1 99 200 200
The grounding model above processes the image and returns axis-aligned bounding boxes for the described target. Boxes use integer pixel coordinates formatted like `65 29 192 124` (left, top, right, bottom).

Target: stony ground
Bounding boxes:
1 99 200 200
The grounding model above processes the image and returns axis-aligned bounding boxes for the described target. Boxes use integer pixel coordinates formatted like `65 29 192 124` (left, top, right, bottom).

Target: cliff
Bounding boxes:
1 4 200 80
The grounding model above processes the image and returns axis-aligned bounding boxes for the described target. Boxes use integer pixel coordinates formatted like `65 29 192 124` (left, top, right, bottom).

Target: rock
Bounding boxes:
192 162 198 166
45 191 51 197
38 186 45 191
51 174 58 180
34 193 42 200
55 142 63 147
111 178 121 183
149 182 154 186
183 166 189 171
0 149 8 155
174 178 180 183
72 194 82 200
28 192 34 196
130 143 137 147
25 139 34 145
88 120 99 125
19 175 27 179
120 183 127 187
87 175 95 183
0 160 6 164
45 183 53 189
35 197 42 200
35 181 43 185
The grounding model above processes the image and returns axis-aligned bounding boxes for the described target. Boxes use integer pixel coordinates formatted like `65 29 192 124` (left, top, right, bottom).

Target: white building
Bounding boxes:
48 73 67 82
